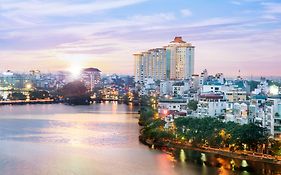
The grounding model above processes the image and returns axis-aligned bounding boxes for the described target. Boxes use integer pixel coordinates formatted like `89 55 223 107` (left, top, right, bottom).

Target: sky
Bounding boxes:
0 0 281 76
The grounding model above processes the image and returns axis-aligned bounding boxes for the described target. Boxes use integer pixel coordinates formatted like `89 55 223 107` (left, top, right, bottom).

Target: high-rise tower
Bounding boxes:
134 37 195 82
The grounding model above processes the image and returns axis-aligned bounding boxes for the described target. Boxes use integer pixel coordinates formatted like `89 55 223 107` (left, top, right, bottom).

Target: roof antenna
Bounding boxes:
237 69 241 80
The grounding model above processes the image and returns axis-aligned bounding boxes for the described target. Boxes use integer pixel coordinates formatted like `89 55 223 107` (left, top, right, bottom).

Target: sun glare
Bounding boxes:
68 64 82 78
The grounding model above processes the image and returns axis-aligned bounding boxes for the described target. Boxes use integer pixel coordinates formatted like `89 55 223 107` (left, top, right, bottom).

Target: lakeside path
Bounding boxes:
0 99 54 105
139 135 281 165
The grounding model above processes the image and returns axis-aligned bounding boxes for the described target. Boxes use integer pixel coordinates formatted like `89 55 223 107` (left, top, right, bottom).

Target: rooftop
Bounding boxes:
170 36 186 43
268 95 281 99
173 82 185 86
159 97 187 103
200 93 224 100
203 80 223 86
83 68 101 72
252 94 267 100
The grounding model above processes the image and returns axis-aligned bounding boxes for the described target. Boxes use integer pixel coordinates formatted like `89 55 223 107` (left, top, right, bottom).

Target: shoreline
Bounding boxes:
139 134 281 166
0 99 56 105
0 99 137 106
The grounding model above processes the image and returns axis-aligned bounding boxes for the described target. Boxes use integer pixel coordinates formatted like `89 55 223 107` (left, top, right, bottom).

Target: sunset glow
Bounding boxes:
1 0 281 76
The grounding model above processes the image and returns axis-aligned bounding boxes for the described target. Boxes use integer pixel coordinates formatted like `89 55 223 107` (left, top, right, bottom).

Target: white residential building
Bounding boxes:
225 102 249 125
158 97 187 113
160 80 175 96
199 69 208 86
264 96 281 139
201 83 223 93
197 93 227 117
225 90 247 102
172 81 190 96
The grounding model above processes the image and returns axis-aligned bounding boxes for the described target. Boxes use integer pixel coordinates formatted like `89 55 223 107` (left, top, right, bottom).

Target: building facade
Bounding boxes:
81 68 101 90
134 37 195 82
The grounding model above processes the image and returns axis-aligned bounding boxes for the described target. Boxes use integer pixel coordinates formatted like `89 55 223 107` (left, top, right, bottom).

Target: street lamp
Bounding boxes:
269 85 279 95
25 83 32 102
25 83 32 90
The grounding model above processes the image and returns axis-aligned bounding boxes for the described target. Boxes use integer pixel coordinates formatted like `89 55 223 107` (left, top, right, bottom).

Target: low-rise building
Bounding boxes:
160 80 175 96
265 95 281 139
158 97 187 114
225 90 247 102
201 82 223 93
197 93 227 117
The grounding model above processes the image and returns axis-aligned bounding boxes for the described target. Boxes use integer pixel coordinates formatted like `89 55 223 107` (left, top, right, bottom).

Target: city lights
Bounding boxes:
1 0 281 174
25 83 32 89
270 85 279 95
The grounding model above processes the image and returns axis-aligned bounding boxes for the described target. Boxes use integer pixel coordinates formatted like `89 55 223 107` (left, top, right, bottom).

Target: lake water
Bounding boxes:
0 103 280 175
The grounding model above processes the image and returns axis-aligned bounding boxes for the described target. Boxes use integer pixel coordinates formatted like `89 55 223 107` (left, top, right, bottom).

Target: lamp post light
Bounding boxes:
25 83 32 90
25 83 32 101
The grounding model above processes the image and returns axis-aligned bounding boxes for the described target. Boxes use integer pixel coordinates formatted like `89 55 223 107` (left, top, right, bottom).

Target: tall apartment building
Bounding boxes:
81 68 101 90
134 37 195 82
167 37 195 80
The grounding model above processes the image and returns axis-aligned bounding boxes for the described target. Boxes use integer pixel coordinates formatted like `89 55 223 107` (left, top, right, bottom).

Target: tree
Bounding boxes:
30 90 50 100
139 106 155 125
188 100 198 111
230 123 268 151
8 92 27 100
140 95 150 106
60 81 88 97
60 81 91 105
269 139 281 156
173 117 269 151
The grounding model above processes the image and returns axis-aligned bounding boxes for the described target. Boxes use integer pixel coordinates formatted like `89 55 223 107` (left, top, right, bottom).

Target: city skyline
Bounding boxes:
1 0 281 76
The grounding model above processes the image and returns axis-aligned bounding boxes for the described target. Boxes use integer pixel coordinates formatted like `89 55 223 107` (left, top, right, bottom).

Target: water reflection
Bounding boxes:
180 149 186 162
0 103 281 175
172 148 281 175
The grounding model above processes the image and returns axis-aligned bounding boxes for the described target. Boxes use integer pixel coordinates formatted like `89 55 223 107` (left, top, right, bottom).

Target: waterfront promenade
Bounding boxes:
0 99 54 105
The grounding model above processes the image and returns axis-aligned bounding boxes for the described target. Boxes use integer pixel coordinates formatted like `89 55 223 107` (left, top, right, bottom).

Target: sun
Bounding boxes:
68 64 82 78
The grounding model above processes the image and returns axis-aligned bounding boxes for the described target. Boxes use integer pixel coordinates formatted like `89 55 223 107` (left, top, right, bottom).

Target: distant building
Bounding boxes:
225 102 249 125
199 69 208 86
134 37 195 82
0 70 30 89
201 81 223 93
197 93 227 117
82 68 101 90
172 81 190 97
225 90 247 102
158 97 187 113
265 95 281 139
160 80 175 96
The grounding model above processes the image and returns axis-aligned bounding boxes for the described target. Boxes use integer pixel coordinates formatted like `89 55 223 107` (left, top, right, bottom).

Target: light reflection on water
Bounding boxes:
0 103 280 175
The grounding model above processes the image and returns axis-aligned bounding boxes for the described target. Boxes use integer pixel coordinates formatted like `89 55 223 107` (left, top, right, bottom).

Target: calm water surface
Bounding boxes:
0 103 280 175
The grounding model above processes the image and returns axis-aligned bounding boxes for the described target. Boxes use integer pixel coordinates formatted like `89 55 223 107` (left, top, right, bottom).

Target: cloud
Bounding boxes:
0 0 149 31
262 2 281 14
180 9 192 17
1 0 148 17
230 0 264 4
0 12 177 51
230 1 242 5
